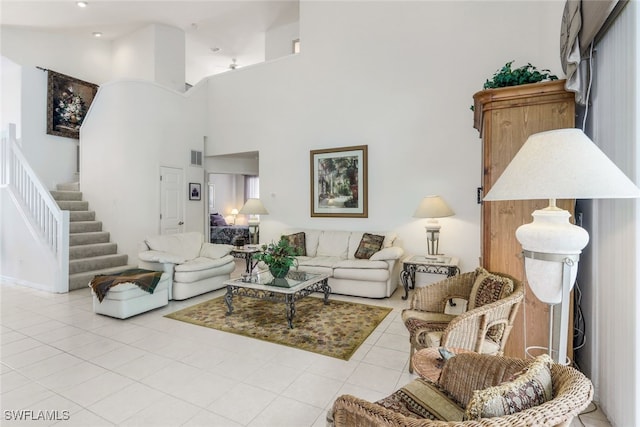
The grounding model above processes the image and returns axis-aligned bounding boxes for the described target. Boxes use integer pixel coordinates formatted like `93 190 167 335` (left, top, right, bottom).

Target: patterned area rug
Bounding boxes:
165 295 392 360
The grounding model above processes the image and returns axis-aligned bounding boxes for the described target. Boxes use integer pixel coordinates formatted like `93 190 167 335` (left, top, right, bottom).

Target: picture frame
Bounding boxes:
310 145 368 218
189 183 201 201
46 70 98 139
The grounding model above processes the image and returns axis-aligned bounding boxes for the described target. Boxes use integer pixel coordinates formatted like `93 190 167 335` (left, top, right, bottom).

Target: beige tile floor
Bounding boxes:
1 262 610 426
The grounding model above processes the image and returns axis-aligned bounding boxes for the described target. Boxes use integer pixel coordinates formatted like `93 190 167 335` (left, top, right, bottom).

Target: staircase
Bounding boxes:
52 183 134 290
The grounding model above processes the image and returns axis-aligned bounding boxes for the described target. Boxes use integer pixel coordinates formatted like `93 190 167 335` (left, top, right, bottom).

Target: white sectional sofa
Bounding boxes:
138 232 236 300
281 229 404 298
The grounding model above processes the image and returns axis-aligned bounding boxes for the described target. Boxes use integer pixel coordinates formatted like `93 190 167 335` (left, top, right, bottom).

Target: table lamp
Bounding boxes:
238 198 269 244
413 195 455 259
230 208 239 225
484 128 640 364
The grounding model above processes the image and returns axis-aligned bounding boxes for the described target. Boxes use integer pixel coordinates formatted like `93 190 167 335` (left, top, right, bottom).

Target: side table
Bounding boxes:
400 255 459 300
230 246 260 273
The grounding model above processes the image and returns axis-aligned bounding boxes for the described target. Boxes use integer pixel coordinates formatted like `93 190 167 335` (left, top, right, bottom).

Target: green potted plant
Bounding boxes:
482 60 558 89
254 237 300 278
471 61 559 112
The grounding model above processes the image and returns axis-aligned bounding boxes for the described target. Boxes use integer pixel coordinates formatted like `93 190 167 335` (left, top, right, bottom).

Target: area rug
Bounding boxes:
165 296 392 360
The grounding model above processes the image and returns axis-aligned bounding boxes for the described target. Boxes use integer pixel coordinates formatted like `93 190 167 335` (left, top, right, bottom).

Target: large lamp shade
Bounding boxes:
484 128 640 363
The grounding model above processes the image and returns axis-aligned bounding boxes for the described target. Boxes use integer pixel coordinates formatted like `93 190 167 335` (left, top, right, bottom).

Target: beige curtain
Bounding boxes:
560 0 626 104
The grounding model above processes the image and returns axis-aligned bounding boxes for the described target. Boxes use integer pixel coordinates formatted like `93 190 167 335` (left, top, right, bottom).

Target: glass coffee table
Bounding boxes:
223 270 331 329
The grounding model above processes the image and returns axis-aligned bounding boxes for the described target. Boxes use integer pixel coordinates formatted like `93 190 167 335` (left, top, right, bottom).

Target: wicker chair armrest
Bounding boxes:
410 271 477 312
329 395 463 427
440 282 524 352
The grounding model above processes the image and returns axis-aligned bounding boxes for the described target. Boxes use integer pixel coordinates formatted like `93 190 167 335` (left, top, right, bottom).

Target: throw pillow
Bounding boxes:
282 232 306 256
210 213 228 226
465 354 553 420
354 233 385 259
468 267 514 343
376 378 465 421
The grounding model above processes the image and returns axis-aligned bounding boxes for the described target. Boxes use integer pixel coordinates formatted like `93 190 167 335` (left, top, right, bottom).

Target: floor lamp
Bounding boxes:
484 128 640 364
238 198 269 245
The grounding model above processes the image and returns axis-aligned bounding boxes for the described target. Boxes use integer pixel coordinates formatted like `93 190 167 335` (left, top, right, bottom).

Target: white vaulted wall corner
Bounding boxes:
205 1 564 270
80 79 208 262
2 0 563 298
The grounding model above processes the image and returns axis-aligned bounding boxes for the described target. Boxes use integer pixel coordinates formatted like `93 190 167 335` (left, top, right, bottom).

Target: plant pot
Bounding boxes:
269 265 290 279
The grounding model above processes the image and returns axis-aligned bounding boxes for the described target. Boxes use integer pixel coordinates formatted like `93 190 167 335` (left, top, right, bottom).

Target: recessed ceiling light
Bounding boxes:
92 32 102 38
210 47 221 53
77 1 88 7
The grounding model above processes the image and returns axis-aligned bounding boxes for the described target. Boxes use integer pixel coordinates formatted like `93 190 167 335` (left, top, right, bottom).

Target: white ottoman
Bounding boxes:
91 273 170 319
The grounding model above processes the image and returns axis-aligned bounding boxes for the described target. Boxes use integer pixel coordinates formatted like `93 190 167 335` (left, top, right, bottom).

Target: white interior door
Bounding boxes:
160 166 184 234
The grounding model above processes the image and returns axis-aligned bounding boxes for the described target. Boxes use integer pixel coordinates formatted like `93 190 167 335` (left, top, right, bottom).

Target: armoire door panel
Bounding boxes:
474 80 576 359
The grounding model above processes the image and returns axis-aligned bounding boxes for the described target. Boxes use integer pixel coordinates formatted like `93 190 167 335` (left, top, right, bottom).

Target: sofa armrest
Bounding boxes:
369 246 404 261
138 260 175 273
138 250 186 264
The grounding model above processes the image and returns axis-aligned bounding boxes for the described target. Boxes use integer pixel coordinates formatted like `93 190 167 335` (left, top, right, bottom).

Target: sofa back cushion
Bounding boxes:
145 232 203 260
348 232 365 259
317 230 351 259
383 232 397 248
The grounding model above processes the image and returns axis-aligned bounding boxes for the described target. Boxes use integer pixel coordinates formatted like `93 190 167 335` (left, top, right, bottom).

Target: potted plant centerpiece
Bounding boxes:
254 237 300 279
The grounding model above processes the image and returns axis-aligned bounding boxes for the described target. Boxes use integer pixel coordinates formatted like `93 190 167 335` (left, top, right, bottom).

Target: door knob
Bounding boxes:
178 221 184 225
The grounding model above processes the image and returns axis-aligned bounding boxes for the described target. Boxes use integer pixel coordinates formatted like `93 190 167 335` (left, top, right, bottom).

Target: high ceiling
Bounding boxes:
1 1 299 79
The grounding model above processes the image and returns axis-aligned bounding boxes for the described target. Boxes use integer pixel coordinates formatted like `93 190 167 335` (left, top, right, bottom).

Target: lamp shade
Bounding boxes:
230 208 239 216
413 196 455 218
484 128 640 201
238 198 269 215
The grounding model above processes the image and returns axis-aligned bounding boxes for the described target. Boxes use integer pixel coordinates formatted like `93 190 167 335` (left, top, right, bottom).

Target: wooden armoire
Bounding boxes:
473 80 576 359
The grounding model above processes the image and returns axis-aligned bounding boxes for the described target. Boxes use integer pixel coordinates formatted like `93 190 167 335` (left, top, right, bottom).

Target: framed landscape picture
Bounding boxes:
310 145 368 218
46 70 98 139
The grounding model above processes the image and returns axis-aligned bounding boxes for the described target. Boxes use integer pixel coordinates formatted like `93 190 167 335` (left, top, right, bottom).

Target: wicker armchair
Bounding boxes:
402 270 524 373
328 353 594 427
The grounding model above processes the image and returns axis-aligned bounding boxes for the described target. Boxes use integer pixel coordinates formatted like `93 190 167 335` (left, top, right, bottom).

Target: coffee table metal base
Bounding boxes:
224 278 330 329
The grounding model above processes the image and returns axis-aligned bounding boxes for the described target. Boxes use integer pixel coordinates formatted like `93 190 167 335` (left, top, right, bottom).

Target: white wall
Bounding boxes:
1 57 22 137
208 173 238 218
0 190 59 290
154 25 186 92
1 26 112 85
205 0 565 272
1 27 112 189
19 67 79 189
112 24 186 92
266 21 300 60
112 26 155 82
81 80 208 264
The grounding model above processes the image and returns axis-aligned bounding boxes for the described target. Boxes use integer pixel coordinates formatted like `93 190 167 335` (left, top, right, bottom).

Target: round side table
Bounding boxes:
411 348 474 382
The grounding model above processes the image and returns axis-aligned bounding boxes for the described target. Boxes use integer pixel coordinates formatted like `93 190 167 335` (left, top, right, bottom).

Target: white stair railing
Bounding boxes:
1 124 69 293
